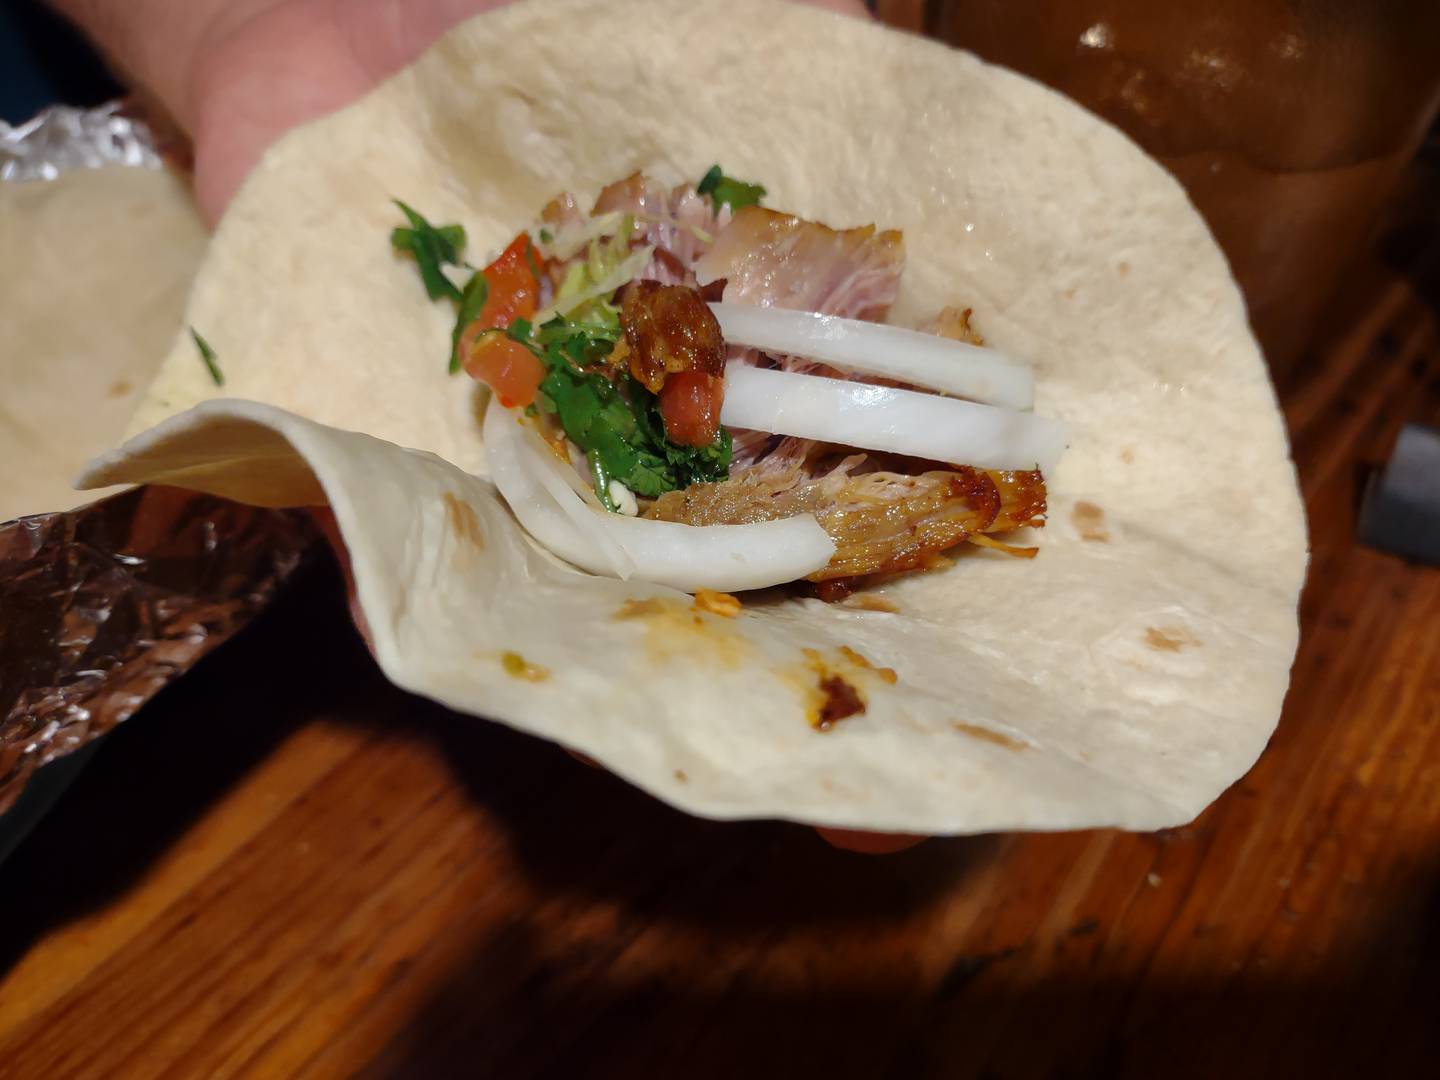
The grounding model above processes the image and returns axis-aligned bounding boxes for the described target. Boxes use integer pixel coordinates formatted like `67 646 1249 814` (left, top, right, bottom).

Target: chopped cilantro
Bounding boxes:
697 164 766 211
449 271 489 374
190 328 223 386
519 316 731 508
389 201 732 503
538 227 554 244
391 199 466 302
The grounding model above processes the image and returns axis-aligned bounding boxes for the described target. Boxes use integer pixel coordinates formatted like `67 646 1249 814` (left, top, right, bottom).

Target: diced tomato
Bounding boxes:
658 372 723 447
477 233 541 329
463 331 545 408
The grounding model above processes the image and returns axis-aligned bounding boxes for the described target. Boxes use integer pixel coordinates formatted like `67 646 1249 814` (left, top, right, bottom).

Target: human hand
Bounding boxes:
55 0 872 225
55 0 915 852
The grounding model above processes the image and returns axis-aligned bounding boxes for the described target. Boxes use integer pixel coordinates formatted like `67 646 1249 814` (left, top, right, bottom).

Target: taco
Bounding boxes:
78 0 1308 834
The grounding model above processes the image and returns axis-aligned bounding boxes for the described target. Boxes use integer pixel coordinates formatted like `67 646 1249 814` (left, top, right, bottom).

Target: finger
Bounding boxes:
306 506 375 651
804 0 873 15
815 827 925 854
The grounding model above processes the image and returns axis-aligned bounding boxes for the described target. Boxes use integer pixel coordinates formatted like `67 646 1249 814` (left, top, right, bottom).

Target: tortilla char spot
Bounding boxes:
1121 448 1136 464
107 379 132 398
501 650 549 682
841 593 900 614
952 722 1026 751
1117 260 1130 277
442 492 484 548
674 769 688 783
1071 500 1110 542
816 674 865 731
1144 626 1199 652
793 646 900 730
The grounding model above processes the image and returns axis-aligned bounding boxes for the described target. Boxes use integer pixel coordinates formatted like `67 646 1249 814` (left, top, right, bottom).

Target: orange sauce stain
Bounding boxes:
1144 626 1199 652
501 651 549 682
442 492 485 548
841 594 901 614
952 722 1026 751
614 596 750 668
1071 501 1110 542
692 589 741 618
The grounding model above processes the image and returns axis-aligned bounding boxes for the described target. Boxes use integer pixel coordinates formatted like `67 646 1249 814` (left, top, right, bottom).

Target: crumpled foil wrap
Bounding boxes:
0 100 306 823
0 102 164 181
0 487 316 814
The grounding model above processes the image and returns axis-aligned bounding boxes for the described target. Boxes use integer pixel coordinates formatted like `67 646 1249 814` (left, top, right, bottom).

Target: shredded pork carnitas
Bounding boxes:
646 459 1046 583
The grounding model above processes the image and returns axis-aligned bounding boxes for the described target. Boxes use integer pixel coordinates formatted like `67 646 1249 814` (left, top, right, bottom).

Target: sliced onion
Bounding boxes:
485 398 835 591
709 303 1034 411
511 416 634 578
720 365 1067 474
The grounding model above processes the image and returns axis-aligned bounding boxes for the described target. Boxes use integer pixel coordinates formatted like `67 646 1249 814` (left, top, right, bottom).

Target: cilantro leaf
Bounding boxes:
633 388 732 487
391 199 466 301
697 164 766 211
190 327 223 387
450 271 489 374
520 316 734 509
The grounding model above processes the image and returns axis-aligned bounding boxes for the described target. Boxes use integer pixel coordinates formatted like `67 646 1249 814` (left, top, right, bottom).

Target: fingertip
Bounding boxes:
815 827 926 854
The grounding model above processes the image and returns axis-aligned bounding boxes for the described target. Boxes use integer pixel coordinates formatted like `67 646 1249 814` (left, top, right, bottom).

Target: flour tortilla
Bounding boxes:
0 167 206 521
81 0 1307 833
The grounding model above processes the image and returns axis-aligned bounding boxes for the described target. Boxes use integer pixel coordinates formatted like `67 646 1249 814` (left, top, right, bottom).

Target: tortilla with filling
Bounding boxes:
78 0 1307 834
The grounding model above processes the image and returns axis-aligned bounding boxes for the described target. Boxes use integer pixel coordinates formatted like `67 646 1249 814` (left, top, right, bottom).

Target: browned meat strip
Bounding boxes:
619 282 726 447
645 463 1046 581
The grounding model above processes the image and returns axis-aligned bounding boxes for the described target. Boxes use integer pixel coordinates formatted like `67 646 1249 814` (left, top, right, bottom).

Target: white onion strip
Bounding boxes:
516 420 634 578
485 398 836 591
709 303 1035 411
721 365 1067 474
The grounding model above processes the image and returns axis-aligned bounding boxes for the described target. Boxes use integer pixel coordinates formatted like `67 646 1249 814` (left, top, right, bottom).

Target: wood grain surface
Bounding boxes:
3 150 1439 1080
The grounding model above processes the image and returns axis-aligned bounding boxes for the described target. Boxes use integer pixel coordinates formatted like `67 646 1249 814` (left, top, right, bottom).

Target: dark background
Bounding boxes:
1 0 121 123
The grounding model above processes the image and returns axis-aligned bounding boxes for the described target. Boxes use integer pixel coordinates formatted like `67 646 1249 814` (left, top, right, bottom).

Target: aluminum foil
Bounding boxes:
0 102 164 181
1 102 309 818
0 487 316 814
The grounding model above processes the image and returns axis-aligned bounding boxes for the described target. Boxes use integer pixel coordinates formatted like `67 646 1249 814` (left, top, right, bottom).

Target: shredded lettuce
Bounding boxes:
534 232 651 329
530 210 627 261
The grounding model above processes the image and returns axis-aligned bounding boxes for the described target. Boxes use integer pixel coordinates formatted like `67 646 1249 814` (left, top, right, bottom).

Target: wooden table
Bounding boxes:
3 192 1439 1080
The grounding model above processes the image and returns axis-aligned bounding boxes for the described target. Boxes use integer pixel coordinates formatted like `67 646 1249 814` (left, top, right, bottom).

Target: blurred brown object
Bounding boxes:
876 0 1440 368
